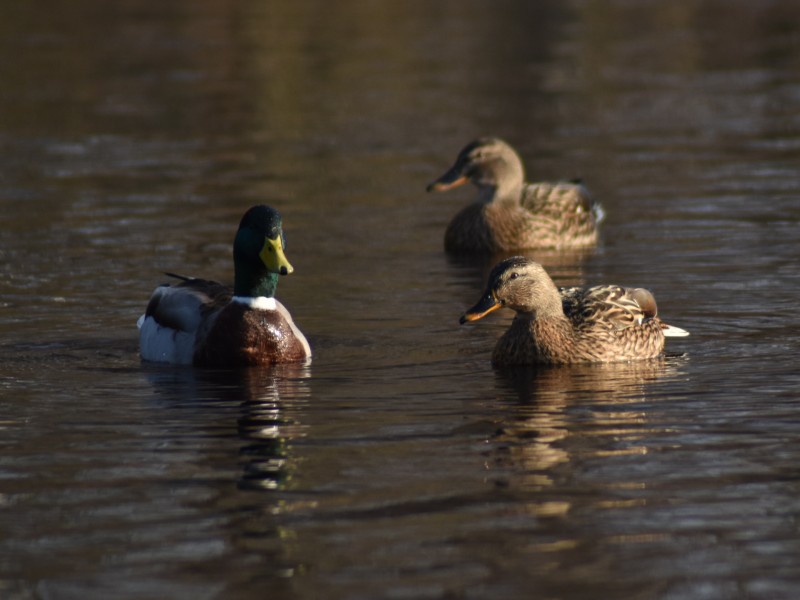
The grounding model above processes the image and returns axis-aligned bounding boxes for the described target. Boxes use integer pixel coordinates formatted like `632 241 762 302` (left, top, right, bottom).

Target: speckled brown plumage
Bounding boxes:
461 257 688 365
428 138 603 253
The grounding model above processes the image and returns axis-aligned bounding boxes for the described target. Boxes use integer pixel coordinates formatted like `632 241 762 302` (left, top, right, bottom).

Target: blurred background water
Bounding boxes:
2 1 800 598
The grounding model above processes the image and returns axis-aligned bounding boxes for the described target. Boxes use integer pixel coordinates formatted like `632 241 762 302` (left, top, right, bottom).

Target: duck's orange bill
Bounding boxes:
427 155 473 191
459 294 502 324
427 175 469 192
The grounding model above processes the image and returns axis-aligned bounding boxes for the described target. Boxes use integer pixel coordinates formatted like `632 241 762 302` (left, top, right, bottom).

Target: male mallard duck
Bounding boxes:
137 205 310 367
427 137 603 253
460 256 688 365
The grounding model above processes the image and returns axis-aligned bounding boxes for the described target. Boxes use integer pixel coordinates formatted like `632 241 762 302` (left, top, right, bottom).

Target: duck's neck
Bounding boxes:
477 178 524 206
510 278 565 320
535 293 566 320
234 266 278 298
518 303 565 324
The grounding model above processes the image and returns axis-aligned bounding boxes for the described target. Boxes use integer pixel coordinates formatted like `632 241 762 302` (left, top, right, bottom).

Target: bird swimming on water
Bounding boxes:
460 256 688 365
137 204 310 367
427 137 604 253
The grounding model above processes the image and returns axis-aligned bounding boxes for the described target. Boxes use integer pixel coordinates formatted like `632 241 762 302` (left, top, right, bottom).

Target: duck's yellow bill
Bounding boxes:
259 235 294 275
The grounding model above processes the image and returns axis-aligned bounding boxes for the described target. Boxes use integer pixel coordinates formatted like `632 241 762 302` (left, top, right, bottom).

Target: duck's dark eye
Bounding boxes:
509 272 519 280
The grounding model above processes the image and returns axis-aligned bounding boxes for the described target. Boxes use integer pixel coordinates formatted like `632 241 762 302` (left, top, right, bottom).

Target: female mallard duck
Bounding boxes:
460 256 688 365
427 137 604 253
137 205 311 367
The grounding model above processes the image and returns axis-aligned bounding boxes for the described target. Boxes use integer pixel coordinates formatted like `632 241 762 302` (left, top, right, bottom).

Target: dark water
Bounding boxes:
2 1 800 598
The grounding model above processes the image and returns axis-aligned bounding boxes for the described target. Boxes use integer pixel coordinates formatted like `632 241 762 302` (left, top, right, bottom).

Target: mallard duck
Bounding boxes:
427 137 604 253
460 256 688 365
137 205 311 367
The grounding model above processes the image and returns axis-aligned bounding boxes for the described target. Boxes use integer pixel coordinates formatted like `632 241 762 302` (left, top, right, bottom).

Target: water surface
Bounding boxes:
2 1 800 599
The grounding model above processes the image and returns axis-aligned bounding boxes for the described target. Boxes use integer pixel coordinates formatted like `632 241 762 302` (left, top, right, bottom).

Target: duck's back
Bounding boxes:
520 181 602 248
446 181 603 253
558 285 666 361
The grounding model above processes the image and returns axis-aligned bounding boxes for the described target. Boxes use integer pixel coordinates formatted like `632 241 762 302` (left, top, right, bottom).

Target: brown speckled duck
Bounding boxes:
137 205 310 367
460 257 688 365
427 137 603 253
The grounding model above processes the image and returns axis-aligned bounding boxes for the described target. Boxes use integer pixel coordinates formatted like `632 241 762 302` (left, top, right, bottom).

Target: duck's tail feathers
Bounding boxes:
662 324 690 337
164 272 194 282
592 201 606 224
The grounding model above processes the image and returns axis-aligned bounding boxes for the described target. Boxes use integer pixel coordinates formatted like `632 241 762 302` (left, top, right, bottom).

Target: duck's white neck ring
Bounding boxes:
232 296 277 310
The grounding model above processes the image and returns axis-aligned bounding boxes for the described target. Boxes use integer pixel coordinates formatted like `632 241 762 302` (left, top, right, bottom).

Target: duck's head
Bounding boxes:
427 137 525 202
233 205 294 298
460 256 562 324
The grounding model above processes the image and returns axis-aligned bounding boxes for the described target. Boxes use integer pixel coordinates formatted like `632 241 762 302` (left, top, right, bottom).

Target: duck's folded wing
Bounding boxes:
562 285 652 331
143 278 231 334
522 181 599 218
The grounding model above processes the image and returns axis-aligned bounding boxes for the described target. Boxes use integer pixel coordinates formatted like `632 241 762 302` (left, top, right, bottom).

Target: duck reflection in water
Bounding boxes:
140 363 311 492
488 359 687 495
139 363 311 584
234 365 311 492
